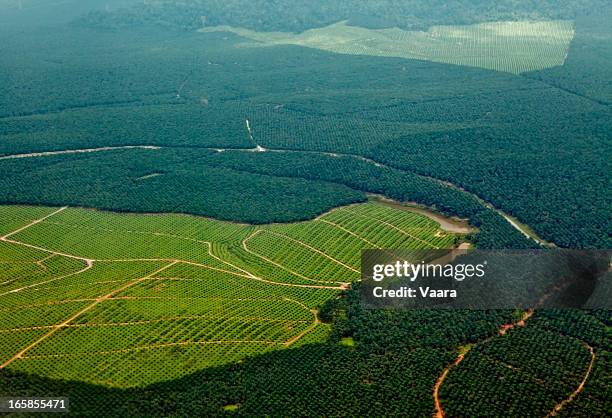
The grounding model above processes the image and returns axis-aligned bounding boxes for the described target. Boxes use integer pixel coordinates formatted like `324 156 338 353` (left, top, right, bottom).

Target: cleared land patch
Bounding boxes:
202 20 575 74
0 201 463 387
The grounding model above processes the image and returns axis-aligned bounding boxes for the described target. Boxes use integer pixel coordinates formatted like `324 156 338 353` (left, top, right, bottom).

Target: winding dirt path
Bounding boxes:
0 212 338 360
0 146 160 161
1 238 345 292
433 309 534 418
265 230 360 273
1 206 67 239
544 343 596 417
242 230 347 286
0 262 177 369
434 278 595 418
342 207 440 249
1 232 344 293
0 163 554 380
316 218 382 248
281 296 321 347
433 354 465 418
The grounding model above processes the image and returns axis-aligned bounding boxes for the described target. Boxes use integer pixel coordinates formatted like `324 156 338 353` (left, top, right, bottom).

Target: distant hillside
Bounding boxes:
0 0 139 28
77 0 609 32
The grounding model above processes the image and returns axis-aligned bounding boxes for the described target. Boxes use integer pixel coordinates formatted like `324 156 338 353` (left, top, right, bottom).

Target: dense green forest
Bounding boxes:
1 287 608 417
0 3 610 416
79 0 609 32
0 149 365 224
202 150 538 249
442 309 611 416
0 147 536 248
1 18 610 248
526 11 612 104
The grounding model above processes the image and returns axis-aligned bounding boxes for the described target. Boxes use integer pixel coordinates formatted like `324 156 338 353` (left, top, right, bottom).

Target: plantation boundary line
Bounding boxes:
0 146 160 161
240 147 550 246
1 206 68 239
544 342 595 417
0 262 177 369
341 208 440 249
0 237 344 291
211 145 550 244
316 218 382 248
242 230 349 285
0 260 93 297
0 142 550 245
0 296 310 313
434 276 583 417
1 237 93 263
265 230 360 273
433 309 534 418
21 339 282 360
0 315 310 333
523 75 611 107
314 202 363 220
282 296 321 347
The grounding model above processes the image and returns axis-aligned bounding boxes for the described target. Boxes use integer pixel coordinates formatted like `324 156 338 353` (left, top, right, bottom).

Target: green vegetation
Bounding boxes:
1 2 610 416
203 20 574 74
527 10 612 104
339 337 354 347
201 150 540 249
441 310 609 417
1 204 608 415
0 344 454 416
0 148 366 224
4 283 606 417
0 201 460 386
0 147 537 249
0 206 66 236
2 16 609 248
79 0 606 32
